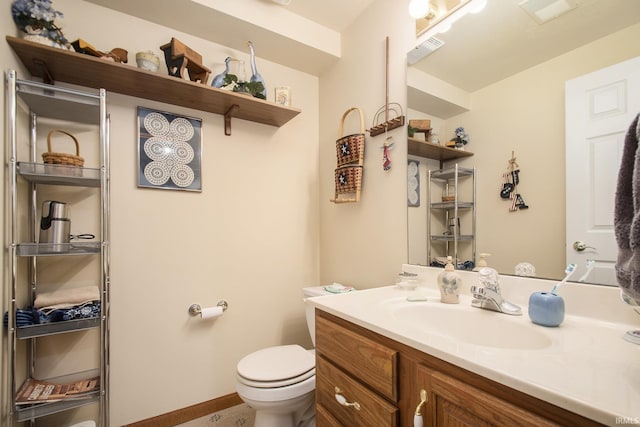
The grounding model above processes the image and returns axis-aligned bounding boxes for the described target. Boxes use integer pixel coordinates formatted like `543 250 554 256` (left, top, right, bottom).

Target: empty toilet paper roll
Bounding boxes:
200 306 224 319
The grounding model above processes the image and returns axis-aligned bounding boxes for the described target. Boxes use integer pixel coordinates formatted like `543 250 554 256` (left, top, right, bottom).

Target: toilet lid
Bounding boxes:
237 345 315 384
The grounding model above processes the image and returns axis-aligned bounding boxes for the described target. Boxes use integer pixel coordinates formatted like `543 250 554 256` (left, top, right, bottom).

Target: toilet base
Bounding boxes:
242 391 315 427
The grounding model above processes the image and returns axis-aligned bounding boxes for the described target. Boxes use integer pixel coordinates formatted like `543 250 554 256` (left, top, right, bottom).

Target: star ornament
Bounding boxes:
340 142 350 156
338 172 348 185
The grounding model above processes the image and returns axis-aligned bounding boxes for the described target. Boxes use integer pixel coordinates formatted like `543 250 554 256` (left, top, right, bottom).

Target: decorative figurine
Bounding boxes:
248 41 267 98
381 136 395 171
501 151 529 211
211 57 231 88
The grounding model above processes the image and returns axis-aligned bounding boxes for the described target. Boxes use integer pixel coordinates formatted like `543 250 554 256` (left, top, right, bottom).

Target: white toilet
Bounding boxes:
235 286 331 427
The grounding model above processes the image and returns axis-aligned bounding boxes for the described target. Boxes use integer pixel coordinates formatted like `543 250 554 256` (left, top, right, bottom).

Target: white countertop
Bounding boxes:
306 267 640 425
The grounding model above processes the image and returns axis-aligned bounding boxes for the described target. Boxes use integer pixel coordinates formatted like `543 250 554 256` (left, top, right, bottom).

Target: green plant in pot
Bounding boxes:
222 74 266 99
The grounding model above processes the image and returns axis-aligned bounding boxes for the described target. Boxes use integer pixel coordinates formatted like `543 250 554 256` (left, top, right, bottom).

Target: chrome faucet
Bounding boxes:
471 268 522 315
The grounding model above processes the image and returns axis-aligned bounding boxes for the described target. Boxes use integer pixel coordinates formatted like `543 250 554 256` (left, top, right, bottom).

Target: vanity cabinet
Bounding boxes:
427 165 476 268
4 70 109 425
315 309 604 427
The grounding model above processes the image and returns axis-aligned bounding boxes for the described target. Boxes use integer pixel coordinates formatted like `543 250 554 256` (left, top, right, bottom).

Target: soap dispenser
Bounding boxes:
437 256 461 304
473 253 491 271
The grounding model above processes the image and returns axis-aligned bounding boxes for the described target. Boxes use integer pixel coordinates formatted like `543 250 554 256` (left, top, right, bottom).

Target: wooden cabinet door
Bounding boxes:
416 365 559 427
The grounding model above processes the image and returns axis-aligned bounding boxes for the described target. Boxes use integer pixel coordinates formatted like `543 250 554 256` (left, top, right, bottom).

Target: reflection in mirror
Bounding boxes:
406 0 640 284
411 0 471 36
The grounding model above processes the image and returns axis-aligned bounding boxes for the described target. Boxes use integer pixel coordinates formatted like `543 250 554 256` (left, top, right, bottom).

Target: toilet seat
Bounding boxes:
237 345 315 388
238 367 315 388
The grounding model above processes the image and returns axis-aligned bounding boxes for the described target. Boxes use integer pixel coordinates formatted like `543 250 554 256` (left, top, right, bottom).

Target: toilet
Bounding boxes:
235 286 332 427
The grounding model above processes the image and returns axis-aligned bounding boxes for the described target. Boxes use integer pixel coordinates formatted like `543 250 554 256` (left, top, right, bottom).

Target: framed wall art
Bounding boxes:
137 107 202 191
408 159 420 207
274 86 291 106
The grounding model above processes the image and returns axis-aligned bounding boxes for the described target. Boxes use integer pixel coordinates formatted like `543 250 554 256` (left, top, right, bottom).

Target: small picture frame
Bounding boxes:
274 86 291 106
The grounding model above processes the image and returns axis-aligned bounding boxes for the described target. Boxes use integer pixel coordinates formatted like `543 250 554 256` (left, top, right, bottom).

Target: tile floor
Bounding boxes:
177 403 256 427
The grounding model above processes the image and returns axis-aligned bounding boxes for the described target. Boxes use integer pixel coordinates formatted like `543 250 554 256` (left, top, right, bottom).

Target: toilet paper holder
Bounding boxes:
188 300 228 317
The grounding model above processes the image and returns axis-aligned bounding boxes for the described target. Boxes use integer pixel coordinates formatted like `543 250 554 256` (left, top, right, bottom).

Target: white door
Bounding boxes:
565 56 640 285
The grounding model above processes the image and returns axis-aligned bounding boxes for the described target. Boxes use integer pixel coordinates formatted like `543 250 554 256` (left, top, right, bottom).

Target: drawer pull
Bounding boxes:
334 387 361 411
414 389 428 427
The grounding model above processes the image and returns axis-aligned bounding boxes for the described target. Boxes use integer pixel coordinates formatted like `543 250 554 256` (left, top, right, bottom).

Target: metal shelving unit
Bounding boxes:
4 70 110 426
427 164 476 268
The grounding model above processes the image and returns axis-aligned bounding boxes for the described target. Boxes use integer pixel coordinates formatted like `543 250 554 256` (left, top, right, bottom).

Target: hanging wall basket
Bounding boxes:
335 107 365 167
331 165 363 204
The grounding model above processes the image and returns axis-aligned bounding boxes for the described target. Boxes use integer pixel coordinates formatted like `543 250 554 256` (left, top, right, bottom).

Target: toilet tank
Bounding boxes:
303 286 331 346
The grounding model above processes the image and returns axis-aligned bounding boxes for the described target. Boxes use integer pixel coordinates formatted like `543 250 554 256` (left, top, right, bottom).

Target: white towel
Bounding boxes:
34 285 100 309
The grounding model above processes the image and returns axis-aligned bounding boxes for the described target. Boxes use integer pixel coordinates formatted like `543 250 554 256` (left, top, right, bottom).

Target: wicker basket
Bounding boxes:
42 130 85 168
334 165 363 195
335 107 365 167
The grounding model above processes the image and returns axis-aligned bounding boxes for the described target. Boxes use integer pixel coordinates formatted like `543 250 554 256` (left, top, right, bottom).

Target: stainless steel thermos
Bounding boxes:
39 200 70 252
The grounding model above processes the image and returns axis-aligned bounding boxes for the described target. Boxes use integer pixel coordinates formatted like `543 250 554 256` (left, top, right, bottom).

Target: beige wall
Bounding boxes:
1 0 321 424
319 1 413 289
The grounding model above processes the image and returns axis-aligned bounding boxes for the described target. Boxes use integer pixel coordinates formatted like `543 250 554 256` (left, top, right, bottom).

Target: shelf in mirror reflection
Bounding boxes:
431 201 473 209
408 137 473 167
431 235 474 241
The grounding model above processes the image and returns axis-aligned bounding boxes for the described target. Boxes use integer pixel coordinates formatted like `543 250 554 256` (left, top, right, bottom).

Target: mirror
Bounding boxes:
406 0 640 284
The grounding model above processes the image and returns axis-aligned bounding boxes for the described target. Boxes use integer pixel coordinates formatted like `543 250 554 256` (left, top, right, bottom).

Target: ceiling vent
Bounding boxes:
519 0 578 24
407 36 445 65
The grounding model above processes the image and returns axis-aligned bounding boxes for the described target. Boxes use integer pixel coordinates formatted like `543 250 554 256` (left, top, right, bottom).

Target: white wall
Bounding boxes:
1 1 321 424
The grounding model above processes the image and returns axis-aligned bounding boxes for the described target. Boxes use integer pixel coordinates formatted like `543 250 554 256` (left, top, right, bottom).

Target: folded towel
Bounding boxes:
614 113 640 303
4 302 101 328
323 283 355 294
34 285 100 309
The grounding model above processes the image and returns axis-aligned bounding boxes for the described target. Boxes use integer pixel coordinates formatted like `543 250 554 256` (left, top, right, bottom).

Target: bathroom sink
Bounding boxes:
387 300 553 350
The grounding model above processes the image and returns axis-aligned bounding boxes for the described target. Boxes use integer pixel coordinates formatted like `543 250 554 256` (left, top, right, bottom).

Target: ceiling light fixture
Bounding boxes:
409 0 435 19
271 0 292 5
415 0 487 41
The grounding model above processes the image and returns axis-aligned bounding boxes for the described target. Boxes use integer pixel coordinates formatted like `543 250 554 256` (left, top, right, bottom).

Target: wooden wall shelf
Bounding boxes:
6 36 301 134
408 136 473 167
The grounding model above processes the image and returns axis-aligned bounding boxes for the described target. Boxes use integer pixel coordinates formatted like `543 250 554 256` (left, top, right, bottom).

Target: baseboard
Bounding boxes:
123 392 243 427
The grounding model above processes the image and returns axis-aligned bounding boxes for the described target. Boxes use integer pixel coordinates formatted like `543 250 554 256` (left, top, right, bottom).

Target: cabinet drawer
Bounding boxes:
316 356 398 427
316 313 398 401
